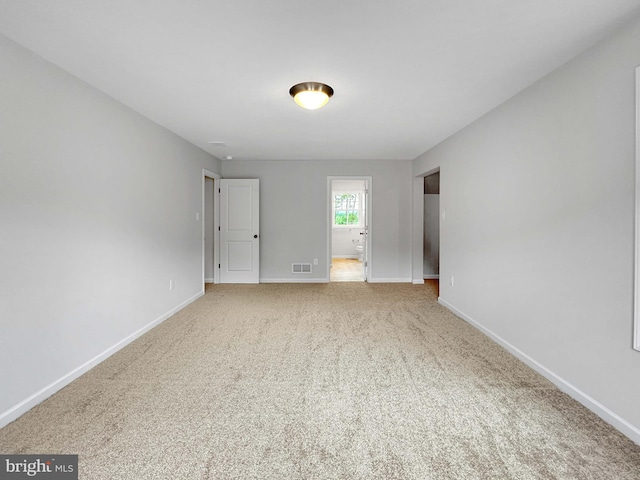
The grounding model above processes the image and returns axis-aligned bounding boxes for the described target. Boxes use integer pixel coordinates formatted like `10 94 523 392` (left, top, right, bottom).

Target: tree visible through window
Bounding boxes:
334 193 360 226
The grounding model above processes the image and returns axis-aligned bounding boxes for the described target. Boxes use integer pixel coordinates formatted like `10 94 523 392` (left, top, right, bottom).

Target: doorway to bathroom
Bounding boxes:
327 177 371 282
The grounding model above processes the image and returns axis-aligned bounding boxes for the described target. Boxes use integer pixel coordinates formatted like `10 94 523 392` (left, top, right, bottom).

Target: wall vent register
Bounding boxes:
292 263 312 273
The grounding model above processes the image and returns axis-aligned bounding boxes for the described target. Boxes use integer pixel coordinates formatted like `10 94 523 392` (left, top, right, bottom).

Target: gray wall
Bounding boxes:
0 35 221 424
413 17 640 441
221 160 412 282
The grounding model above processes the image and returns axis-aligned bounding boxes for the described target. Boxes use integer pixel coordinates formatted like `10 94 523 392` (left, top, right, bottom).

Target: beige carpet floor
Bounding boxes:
1 281 640 479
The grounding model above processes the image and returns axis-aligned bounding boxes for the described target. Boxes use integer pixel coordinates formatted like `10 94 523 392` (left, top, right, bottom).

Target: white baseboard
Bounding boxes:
413 279 425 284
332 255 359 259
0 290 204 429
204 277 214 283
368 278 412 283
260 278 330 283
423 274 439 279
438 297 640 446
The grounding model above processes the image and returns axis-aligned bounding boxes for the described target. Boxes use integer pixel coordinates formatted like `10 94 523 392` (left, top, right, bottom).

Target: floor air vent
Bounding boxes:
292 263 312 273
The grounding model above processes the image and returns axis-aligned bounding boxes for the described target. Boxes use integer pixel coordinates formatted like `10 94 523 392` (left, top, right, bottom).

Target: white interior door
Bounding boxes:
220 179 259 283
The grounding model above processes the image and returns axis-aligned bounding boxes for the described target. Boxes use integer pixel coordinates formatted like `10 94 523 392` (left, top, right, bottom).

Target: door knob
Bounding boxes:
254 234 258 238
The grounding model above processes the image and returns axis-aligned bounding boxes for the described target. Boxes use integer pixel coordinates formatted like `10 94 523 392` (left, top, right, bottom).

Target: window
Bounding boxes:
333 192 361 227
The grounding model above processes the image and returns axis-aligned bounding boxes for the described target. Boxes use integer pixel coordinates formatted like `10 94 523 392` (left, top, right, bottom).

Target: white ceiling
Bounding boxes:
1 1 639 162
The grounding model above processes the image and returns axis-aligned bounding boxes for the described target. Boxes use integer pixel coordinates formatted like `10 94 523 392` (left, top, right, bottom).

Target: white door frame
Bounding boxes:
423 168 440 281
412 166 440 284
327 176 372 282
202 169 221 288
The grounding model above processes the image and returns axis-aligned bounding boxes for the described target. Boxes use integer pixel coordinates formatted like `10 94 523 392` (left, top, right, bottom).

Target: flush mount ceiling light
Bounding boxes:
289 82 334 110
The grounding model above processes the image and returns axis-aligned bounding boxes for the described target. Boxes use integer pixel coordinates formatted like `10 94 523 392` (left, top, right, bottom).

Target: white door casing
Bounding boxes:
362 183 369 281
202 169 221 287
220 179 259 283
327 176 372 282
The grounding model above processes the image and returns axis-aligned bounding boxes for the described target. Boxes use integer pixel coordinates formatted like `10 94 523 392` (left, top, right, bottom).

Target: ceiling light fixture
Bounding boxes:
289 82 334 110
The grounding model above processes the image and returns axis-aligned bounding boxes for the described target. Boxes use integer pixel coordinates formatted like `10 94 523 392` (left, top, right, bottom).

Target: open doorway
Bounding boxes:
424 171 440 280
327 177 371 282
412 167 440 295
202 169 221 291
